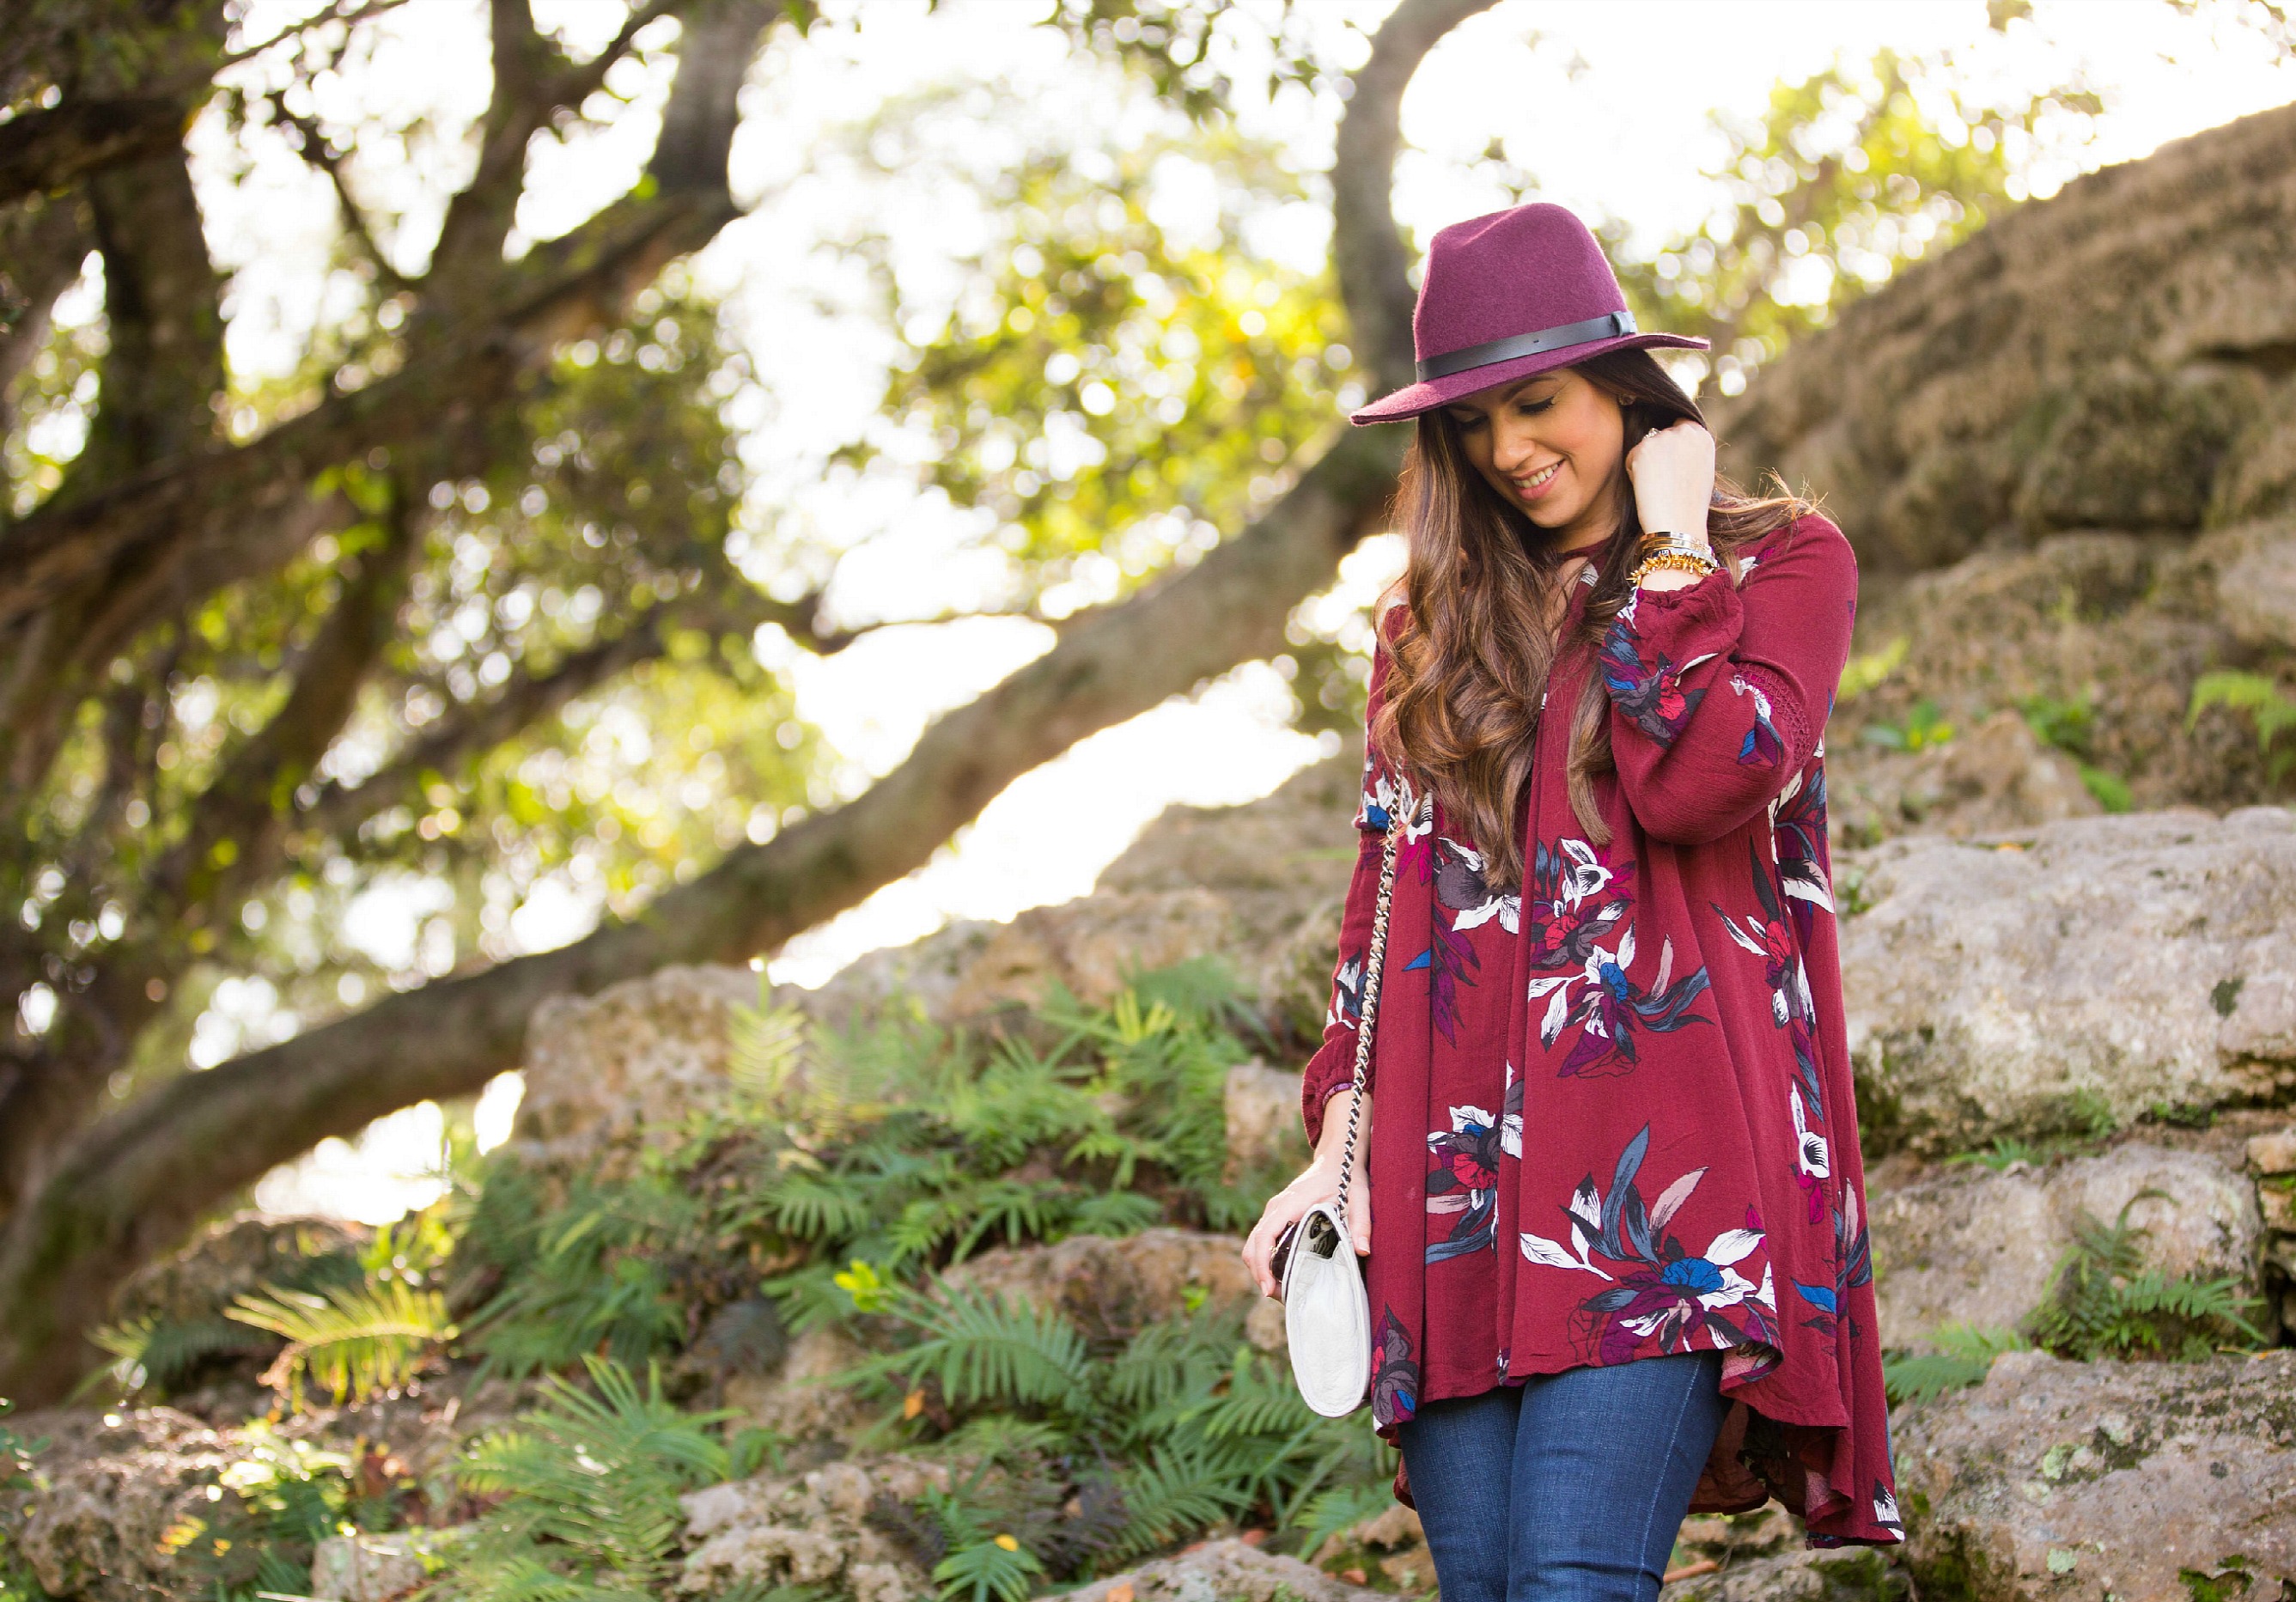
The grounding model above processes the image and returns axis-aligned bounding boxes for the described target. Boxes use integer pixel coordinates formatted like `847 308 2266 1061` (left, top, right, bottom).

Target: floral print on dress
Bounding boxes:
1434 837 1520 934
1326 949 1367 1033
1526 836 1635 973
1361 771 1434 880
1404 920 1480 1045
1713 840 1825 1124
1599 618 1708 746
1426 1103 1503 1262
1769 760 1834 947
1871 1483 1903 1537
1369 1307 1421 1428
1794 1184 1874 1343
1732 672 1785 767
1519 1123 1781 1367
1528 920 1713 1078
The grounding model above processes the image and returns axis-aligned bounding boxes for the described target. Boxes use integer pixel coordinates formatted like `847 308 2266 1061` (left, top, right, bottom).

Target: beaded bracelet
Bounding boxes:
1629 547 1720 588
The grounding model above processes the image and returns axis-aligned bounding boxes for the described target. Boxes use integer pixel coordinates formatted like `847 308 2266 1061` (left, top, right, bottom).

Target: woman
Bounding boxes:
1242 203 1902 1600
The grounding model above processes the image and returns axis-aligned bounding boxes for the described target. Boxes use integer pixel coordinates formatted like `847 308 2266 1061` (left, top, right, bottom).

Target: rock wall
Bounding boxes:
1838 806 2296 1153
1890 1349 2296 1599
1704 101 2296 831
1709 101 2296 573
1867 1142 2262 1350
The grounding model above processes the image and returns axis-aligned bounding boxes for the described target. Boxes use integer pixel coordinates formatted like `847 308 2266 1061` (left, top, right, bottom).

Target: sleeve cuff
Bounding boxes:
1300 1055 1354 1148
1626 564 1738 635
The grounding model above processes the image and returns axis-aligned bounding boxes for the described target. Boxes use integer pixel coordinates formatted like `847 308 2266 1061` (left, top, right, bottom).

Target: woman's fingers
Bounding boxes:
1243 1190 1302 1297
1242 1213 1276 1296
1240 1156 1380 1293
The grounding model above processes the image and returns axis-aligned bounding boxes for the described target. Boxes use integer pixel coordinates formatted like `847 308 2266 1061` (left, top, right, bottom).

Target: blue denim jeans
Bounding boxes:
1393 1351 1729 1602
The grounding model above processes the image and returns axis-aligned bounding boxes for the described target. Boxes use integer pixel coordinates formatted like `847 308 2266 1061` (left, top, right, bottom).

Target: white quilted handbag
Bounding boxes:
1278 807 1404 1418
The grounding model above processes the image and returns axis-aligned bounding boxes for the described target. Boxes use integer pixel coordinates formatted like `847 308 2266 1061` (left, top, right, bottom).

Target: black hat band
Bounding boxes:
1415 309 1639 382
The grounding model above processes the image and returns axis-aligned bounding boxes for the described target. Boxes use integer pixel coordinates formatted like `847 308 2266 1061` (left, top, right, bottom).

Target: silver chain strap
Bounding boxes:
1333 783 1413 1233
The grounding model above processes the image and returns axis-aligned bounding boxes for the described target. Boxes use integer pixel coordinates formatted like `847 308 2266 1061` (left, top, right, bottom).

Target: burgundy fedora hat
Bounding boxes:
1349 202 1708 425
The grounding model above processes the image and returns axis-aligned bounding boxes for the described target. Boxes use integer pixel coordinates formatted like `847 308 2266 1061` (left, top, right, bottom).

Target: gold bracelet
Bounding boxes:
1629 549 1719 587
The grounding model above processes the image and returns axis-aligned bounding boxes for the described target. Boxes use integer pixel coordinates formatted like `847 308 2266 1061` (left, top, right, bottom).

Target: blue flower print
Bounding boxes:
1518 1124 1781 1367
1528 922 1713 1077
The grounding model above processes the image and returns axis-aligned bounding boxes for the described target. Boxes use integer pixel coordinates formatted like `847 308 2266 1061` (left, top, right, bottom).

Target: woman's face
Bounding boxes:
1442 365 1627 554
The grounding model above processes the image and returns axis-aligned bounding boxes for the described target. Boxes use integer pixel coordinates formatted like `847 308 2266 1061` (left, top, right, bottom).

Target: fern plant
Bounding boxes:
2188 669 2296 783
824 1270 1393 1590
835 1282 1097 1413
227 1280 457 1410
82 1313 275 1399
1881 1324 2030 1405
2021 1194 2268 1361
426 1356 733 1602
455 1171 696 1380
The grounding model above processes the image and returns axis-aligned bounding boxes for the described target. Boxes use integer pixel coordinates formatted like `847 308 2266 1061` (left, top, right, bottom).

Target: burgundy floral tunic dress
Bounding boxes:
1298 510 1902 1547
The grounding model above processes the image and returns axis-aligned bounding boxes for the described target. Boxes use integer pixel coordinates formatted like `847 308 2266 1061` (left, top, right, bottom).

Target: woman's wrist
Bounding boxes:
1635 527 1713 560
1312 1086 1366 1168
1629 538 1720 590
1634 565 1706 593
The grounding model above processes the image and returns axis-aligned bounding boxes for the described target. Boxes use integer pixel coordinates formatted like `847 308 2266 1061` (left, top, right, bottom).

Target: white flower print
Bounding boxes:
1326 953 1365 1032
1792 1083 1830 1181
1554 838 1615 911
1359 764 1428 830
1873 1484 1903 1531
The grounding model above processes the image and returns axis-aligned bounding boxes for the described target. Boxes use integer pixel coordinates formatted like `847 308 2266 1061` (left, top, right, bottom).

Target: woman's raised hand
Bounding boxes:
1623 417 1717 542
1241 1087 1371 1299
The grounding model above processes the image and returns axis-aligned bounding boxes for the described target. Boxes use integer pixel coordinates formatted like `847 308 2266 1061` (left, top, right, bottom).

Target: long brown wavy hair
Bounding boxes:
1370 345 1818 886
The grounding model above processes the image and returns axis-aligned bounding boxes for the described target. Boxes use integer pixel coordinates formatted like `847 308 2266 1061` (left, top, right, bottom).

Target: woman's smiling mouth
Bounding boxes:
1512 460 1564 499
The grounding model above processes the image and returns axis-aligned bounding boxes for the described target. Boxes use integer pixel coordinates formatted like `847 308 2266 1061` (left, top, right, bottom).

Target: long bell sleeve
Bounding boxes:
1299 620 1404 1151
1596 511 1857 845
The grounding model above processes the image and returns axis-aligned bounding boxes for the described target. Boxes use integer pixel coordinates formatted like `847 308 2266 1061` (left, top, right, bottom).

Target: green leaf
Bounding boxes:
931 1536 1043 1602
226 1279 456 1410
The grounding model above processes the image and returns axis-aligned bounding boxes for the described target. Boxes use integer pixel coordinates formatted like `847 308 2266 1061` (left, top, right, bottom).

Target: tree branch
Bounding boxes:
423 0 721 313
0 4 770 648
265 94 412 294
0 98 185 210
0 133 226 795
297 591 727 843
1333 0 1500 398
0 196 90 424
151 481 420 920
0 485 418 1226
0 0 415 207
